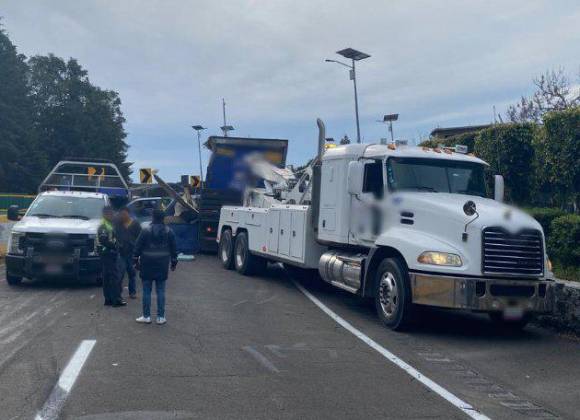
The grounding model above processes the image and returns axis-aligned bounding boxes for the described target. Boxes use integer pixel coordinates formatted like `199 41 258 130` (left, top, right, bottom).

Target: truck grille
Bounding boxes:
22 233 94 256
482 227 543 277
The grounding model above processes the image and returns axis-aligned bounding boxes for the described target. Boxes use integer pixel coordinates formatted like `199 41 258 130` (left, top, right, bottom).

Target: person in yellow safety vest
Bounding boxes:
97 206 126 307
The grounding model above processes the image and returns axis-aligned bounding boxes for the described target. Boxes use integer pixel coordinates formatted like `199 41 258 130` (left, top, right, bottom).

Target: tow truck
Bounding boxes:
217 119 554 330
5 159 129 285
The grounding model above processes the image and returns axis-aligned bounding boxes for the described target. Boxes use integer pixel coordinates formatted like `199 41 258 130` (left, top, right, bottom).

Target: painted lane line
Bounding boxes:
293 281 491 420
242 346 280 373
35 339 96 420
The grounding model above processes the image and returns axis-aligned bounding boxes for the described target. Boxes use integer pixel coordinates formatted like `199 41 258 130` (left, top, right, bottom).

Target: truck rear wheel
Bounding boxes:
219 229 235 270
374 258 413 331
6 274 22 286
234 231 265 276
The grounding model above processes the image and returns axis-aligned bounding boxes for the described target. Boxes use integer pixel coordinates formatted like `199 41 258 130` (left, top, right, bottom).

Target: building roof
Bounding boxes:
430 124 491 138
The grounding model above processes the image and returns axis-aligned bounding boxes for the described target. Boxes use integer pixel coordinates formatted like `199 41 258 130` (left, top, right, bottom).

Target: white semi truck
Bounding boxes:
217 120 554 330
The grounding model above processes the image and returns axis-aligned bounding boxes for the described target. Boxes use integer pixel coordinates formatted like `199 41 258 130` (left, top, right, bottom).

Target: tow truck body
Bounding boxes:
217 120 554 330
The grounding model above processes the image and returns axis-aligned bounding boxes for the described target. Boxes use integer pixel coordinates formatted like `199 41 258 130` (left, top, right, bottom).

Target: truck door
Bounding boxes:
350 160 384 244
267 210 280 253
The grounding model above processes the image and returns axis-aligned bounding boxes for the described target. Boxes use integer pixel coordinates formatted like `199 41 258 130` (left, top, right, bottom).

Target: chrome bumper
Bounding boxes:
410 272 554 313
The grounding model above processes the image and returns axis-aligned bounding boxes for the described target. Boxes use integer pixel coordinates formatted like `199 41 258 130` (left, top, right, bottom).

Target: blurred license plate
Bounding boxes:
45 264 63 275
503 306 524 320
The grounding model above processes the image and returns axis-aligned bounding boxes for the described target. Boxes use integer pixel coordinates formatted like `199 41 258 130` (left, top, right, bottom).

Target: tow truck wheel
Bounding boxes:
219 229 235 270
374 258 413 331
6 274 22 286
234 231 264 276
489 312 531 331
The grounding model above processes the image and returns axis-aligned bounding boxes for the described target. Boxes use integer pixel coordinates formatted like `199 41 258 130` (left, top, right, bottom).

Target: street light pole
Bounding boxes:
325 48 370 144
351 59 361 144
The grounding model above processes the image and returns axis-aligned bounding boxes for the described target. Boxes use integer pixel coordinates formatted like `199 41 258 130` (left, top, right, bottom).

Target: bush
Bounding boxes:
547 214 580 268
475 124 537 204
526 207 567 237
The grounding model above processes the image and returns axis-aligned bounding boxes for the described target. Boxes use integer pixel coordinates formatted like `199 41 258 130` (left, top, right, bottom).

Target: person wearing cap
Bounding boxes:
134 209 177 325
96 206 126 307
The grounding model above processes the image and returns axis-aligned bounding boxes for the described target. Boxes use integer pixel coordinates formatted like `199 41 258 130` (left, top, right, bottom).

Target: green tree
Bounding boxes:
28 55 130 179
474 124 536 204
0 26 45 192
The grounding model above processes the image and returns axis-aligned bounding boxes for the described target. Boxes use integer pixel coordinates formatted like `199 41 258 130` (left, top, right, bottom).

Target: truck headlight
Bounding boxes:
8 231 25 255
418 251 462 267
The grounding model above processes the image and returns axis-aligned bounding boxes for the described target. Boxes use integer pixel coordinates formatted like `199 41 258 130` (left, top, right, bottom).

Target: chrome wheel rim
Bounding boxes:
235 239 245 268
379 272 398 320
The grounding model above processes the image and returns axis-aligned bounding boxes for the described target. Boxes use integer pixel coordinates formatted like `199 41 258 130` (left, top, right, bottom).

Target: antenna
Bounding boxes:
220 98 235 137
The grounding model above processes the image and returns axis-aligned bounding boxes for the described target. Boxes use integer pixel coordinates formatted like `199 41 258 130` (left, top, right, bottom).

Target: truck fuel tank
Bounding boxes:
318 251 365 293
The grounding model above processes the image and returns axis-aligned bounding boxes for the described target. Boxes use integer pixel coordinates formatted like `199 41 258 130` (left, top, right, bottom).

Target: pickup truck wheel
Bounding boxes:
6 274 23 286
234 232 264 276
489 312 531 331
374 258 413 331
219 229 235 270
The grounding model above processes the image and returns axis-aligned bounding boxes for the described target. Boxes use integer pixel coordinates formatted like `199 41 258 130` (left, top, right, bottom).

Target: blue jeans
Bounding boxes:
119 254 137 296
142 279 166 318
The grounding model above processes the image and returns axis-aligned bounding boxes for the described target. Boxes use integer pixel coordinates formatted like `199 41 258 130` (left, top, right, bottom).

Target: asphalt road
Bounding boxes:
0 256 578 420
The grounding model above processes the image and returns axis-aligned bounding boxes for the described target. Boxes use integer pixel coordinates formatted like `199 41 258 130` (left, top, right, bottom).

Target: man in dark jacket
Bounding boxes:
115 207 142 299
134 209 177 325
97 206 126 307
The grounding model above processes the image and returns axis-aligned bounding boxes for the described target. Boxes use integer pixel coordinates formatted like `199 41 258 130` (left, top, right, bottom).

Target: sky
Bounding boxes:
2 0 579 182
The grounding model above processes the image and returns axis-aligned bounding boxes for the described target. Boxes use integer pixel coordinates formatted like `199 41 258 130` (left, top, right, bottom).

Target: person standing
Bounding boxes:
115 207 142 299
134 209 177 325
97 206 126 307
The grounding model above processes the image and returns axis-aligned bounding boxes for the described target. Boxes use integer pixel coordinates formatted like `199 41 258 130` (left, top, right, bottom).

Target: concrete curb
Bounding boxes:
536 280 580 334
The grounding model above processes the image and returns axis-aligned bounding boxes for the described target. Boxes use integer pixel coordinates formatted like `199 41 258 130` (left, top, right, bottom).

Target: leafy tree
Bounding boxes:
0 26 45 192
506 68 580 123
28 55 130 179
474 124 536 204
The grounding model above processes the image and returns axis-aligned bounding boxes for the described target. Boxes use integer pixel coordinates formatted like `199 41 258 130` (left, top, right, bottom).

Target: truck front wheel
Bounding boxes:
374 258 413 331
233 231 265 276
219 229 235 270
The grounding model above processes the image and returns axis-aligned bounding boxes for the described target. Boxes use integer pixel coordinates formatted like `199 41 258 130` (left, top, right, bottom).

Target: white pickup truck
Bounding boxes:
217 119 554 330
4 159 130 285
5 191 107 285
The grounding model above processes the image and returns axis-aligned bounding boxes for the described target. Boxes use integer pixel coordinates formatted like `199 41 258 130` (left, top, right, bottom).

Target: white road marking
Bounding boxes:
242 346 280 373
293 281 491 420
35 339 96 420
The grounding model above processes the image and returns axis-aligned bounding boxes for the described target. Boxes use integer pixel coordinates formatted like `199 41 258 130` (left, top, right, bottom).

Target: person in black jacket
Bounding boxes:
115 207 142 299
97 206 126 307
134 209 177 325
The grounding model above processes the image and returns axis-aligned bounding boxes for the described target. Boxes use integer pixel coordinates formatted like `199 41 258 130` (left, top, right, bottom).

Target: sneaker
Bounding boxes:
136 316 151 324
112 300 127 307
156 316 167 325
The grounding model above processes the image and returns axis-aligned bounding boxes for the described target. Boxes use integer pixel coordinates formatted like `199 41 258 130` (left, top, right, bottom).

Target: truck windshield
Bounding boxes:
27 196 106 220
386 158 487 197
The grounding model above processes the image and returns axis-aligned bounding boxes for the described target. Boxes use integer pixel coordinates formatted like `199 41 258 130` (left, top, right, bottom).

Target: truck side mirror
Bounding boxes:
347 161 364 196
7 205 20 221
494 175 504 202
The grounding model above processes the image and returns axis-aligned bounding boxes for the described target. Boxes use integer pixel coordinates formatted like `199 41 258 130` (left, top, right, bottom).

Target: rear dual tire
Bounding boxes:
233 231 265 276
219 229 235 270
